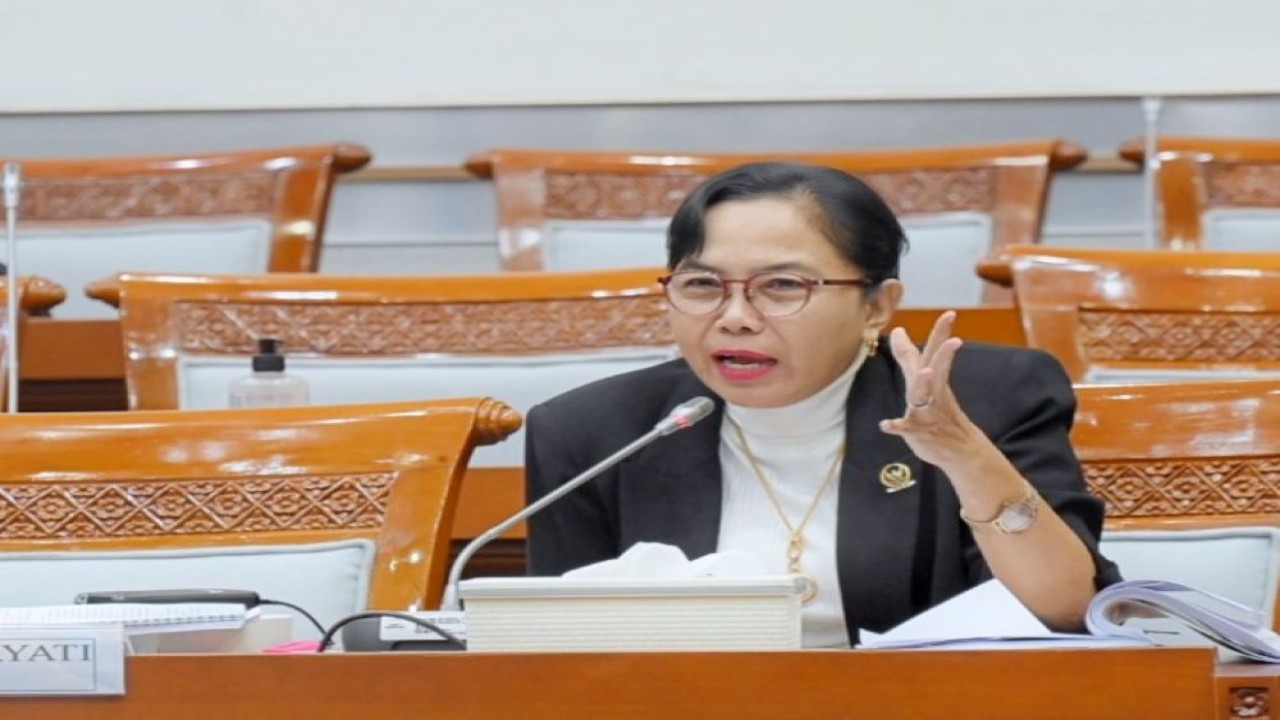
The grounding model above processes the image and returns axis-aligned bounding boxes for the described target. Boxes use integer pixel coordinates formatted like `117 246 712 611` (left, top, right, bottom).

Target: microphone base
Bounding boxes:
339 616 466 653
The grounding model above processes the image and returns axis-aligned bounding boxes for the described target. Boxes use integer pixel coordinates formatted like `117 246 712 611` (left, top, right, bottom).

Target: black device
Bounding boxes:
75 589 262 607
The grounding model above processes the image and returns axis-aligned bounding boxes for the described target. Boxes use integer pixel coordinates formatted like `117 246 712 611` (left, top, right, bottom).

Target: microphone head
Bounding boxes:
657 396 715 435
3 163 20 211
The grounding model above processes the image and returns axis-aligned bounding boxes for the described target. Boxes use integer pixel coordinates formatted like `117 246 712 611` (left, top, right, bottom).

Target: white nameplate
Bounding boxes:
0 625 126 696
379 611 467 643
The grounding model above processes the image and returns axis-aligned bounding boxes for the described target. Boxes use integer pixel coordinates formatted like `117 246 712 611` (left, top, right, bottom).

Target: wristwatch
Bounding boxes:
960 487 1039 534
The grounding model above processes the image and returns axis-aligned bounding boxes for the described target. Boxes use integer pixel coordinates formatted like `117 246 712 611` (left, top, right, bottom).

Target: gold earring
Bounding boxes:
865 335 879 357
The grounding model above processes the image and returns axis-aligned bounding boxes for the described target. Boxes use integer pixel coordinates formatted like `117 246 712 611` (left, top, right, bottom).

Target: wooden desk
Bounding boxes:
1218 662 1280 719
16 307 1026 575
9 647 1221 720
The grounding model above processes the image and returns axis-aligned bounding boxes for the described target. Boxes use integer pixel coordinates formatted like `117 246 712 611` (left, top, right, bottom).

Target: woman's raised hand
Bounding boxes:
879 311 985 468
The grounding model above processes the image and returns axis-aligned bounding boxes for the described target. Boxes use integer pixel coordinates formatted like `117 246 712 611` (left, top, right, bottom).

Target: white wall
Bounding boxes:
4 0 1280 113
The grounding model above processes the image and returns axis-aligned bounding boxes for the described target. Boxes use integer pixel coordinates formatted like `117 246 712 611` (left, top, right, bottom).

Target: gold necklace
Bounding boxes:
729 420 845 605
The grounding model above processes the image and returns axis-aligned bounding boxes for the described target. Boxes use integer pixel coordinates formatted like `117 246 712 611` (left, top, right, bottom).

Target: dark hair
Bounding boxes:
666 162 907 285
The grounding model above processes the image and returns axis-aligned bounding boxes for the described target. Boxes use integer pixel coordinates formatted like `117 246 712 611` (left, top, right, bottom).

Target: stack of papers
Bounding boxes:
859 580 1147 651
0 603 254 636
860 578 1280 662
1086 580 1280 662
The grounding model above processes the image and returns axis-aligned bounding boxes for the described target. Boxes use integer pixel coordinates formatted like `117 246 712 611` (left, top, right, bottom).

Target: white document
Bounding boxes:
1086 580 1280 662
859 579 1145 650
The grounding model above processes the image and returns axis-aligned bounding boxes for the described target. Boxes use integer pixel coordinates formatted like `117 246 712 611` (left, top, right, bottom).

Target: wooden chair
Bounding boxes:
1074 379 1280 626
4 275 66 317
0 143 371 319
465 140 1086 306
0 397 520 629
0 275 70 408
1119 136 1280 251
976 245 1280 383
103 268 675 554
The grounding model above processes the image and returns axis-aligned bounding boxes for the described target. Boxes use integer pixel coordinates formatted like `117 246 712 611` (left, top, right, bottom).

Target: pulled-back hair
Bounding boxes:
666 161 907 286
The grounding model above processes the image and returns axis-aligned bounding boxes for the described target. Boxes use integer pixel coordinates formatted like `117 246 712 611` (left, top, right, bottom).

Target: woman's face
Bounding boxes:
668 196 901 408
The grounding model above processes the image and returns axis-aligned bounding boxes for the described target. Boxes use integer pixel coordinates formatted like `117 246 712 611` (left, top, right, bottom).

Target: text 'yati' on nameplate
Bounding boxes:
0 625 126 696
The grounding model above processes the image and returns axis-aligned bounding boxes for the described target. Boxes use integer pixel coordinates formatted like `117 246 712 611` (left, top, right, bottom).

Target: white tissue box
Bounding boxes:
458 576 803 651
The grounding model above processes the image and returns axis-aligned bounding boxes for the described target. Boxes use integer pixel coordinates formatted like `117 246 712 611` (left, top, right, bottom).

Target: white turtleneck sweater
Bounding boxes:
717 352 865 649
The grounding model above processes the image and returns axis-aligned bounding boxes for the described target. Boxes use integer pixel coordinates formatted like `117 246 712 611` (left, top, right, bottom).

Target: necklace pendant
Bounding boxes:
786 534 805 564
797 573 818 604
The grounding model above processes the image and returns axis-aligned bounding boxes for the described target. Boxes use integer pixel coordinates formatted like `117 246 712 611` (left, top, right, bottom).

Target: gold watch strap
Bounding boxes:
959 486 1038 533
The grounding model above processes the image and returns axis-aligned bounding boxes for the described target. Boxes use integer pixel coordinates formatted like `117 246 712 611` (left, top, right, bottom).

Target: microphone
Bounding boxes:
75 588 262 608
3 163 20 414
439 395 715 611
2 164 19 213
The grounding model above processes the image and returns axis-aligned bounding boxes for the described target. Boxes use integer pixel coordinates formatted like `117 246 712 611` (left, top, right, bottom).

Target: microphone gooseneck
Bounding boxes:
439 395 716 611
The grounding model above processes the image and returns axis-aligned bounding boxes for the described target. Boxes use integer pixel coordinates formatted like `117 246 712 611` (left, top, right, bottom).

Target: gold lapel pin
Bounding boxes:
879 462 916 493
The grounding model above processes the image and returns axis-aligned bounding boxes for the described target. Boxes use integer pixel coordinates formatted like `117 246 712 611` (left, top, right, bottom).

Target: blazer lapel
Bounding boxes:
837 352 925 637
622 378 725 560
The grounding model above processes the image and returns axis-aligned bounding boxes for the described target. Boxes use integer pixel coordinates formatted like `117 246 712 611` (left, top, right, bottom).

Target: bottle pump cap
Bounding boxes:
252 338 286 373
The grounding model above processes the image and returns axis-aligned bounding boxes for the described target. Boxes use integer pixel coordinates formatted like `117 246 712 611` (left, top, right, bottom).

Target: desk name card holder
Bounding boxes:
0 624 126 696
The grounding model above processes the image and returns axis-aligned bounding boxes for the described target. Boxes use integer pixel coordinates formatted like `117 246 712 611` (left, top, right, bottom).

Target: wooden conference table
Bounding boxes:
6 647 1274 720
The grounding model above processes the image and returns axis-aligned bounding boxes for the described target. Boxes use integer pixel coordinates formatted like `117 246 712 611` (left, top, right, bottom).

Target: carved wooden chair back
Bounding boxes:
108 268 674 540
1074 379 1280 626
0 143 370 319
109 269 671 546
0 397 521 623
466 140 1085 307
981 245 1280 383
1119 136 1280 251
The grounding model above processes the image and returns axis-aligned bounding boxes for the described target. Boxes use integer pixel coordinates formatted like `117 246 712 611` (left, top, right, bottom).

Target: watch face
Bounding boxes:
997 498 1038 533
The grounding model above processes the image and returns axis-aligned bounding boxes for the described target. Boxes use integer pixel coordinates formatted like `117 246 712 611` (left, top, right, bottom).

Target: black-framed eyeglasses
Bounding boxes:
657 270 874 318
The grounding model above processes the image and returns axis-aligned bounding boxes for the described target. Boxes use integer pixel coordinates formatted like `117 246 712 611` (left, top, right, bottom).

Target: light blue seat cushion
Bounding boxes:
1100 526 1280 615
533 212 995 308
20 219 273 319
177 349 678 467
1203 208 1280 252
0 539 376 638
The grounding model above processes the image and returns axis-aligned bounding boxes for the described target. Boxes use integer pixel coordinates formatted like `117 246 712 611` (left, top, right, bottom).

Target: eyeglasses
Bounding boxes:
658 270 873 318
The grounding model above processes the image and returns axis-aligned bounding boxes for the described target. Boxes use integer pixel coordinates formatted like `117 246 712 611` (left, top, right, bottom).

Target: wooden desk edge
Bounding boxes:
8 647 1224 720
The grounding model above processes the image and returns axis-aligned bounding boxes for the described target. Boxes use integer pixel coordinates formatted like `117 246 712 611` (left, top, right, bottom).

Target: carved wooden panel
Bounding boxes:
3 173 278 222
1230 686 1270 720
1079 310 1280 362
862 168 997 217
0 473 394 539
1085 457 1280 518
544 172 707 220
542 168 996 221
173 297 672 355
1205 164 1280 208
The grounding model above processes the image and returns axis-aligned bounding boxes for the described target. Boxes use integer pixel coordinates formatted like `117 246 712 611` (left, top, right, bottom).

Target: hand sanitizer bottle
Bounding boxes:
228 338 310 408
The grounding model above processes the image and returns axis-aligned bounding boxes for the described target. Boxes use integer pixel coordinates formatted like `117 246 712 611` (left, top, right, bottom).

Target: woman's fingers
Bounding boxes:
920 310 956 366
890 326 935 410
929 336 963 389
888 325 920 375
905 367 936 411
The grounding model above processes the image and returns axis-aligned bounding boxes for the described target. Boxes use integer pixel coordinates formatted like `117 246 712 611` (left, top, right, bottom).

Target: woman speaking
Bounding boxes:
524 161 1118 648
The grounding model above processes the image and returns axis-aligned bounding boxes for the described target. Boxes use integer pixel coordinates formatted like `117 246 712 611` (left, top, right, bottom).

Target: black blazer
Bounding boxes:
525 342 1120 644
